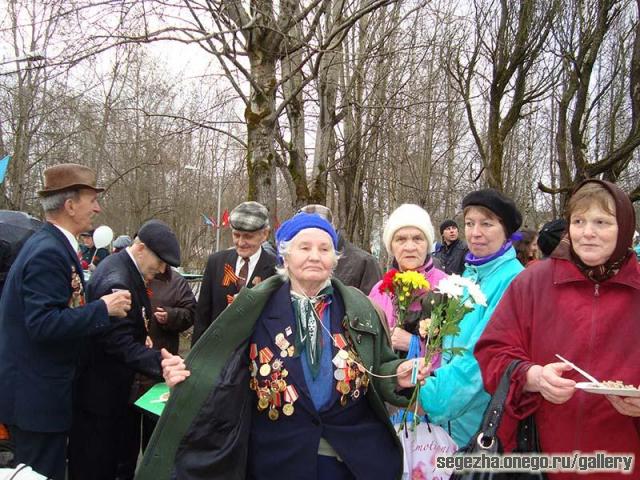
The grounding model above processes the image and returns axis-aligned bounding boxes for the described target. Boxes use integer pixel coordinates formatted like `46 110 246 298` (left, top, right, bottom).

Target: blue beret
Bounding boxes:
276 213 338 257
137 220 181 267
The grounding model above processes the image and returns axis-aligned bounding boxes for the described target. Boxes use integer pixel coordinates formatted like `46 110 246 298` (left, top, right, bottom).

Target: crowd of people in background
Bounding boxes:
0 162 638 480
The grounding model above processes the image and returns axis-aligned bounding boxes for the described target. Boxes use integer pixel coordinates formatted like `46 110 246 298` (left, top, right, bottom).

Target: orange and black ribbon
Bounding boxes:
222 263 239 287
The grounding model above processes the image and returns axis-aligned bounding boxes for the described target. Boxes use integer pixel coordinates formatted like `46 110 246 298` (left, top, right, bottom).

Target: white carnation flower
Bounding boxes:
465 281 487 307
436 274 487 306
435 277 464 298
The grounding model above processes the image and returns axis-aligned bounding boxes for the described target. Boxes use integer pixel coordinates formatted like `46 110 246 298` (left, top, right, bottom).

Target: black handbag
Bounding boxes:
449 360 546 480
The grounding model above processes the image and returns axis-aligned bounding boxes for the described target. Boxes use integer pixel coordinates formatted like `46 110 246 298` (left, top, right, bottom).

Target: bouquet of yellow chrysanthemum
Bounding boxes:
378 269 431 328
400 274 487 431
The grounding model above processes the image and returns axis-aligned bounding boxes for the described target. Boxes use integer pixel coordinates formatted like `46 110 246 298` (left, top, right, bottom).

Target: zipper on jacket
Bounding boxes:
576 281 601 450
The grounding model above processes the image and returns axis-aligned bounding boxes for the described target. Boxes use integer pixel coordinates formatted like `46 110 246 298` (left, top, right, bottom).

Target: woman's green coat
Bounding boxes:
136 275 408 480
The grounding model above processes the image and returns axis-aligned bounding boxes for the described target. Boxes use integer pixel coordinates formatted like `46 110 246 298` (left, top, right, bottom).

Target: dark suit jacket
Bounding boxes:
0 223 110 432
192 247 277 345
74 250 162 417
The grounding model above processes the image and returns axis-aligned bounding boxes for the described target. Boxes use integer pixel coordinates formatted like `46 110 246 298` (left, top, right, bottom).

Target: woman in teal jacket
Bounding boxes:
418 189 524 447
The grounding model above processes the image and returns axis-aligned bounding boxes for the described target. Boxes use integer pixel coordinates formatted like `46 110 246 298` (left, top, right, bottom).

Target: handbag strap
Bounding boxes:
477 359 522 448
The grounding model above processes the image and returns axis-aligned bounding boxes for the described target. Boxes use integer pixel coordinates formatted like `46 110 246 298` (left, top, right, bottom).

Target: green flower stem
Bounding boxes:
397 349 439 432
398 380 420 432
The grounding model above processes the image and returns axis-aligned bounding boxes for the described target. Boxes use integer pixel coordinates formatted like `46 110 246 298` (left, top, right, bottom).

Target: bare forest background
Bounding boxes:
1 0 639 271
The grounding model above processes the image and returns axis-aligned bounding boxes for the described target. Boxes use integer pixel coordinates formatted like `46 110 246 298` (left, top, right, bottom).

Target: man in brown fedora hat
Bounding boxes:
0 163 132 479
37 163 105 196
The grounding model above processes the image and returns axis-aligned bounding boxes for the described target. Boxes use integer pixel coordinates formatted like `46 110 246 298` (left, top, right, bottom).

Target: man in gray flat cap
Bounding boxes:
192 201 277 345
69 219 181 480
112 234 132 253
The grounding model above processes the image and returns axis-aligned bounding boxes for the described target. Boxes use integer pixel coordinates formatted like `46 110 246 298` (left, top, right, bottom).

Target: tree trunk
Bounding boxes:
245 51 278 217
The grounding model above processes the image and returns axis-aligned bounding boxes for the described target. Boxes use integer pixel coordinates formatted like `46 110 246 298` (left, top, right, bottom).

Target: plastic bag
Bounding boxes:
397 421 457 480
0 464 47 480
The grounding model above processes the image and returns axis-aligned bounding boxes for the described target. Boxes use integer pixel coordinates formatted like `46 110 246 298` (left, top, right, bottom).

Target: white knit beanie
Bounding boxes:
383 204 436 255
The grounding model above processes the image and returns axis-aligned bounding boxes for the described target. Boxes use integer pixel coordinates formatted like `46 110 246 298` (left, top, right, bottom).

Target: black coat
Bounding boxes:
334 234 382 295
192 247 277 345
74 250 162 417
433 238 468 275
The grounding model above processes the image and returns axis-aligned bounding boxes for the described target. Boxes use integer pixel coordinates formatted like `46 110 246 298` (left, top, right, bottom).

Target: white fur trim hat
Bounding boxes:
383 204 436 255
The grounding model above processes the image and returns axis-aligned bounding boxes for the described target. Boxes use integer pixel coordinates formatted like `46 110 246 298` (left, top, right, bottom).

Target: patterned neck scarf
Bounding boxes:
290 282 333 379
553 236 633 283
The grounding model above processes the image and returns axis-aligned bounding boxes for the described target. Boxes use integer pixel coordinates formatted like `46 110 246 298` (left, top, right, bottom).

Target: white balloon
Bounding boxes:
93 225 114 249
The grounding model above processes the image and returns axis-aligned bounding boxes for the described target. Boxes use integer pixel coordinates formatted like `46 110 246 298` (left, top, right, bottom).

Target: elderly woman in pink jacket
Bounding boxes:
368 204 447 359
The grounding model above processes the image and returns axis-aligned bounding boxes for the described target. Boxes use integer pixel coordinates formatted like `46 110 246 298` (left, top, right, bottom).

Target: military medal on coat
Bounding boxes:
331 333 369 406
222 263 250 305
68 265 85 308
221 263 239 287
250 339 298 421
249 325 370 420
141 306 150 332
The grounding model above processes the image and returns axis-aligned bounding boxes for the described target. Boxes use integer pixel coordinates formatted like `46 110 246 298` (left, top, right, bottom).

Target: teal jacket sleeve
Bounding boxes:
418 307 491 424
417 271 516 424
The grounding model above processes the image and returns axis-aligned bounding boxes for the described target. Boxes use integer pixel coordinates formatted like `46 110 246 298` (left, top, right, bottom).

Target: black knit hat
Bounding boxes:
439 220 458 235
137 220 181 267
462 189 523 236
537 218 567 257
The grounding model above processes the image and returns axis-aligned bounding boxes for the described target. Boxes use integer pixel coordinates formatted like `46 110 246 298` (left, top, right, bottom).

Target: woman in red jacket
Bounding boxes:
475 179 640 479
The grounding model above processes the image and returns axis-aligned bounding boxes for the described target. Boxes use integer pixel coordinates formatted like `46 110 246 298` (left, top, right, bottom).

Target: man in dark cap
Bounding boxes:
68 219 181 480
192 201 277 345
299 204 382 294
537 218 567 258
0 163 132 480
433 219 468 274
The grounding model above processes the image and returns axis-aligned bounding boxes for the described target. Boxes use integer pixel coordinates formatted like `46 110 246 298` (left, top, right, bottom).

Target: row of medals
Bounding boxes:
249 328 370 421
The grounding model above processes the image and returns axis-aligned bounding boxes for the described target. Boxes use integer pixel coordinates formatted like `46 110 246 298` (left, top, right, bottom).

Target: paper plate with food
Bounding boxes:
575 380 640 398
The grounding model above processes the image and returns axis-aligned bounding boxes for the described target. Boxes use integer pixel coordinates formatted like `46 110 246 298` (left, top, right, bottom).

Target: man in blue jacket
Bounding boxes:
0 163 132 480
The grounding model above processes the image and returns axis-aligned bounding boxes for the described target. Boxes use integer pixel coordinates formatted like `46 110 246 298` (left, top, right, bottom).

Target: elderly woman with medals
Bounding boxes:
137 213 430 480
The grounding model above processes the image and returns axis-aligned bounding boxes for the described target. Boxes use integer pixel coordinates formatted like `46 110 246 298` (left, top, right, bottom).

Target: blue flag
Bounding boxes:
0 155 10 184
201 213 213 226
